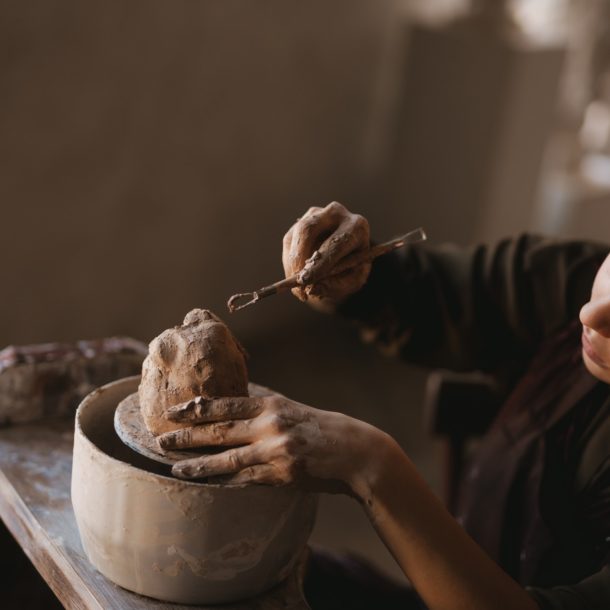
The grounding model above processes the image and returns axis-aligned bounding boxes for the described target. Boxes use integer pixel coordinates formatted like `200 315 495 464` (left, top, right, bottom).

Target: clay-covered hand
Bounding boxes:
282 201 371 307
157 385 383 495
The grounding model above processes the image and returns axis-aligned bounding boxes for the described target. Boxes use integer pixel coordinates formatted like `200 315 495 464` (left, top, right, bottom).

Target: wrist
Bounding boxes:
345 422 400 504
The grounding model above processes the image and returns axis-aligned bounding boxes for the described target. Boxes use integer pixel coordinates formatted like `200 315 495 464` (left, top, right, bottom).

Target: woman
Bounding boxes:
159 202 610 609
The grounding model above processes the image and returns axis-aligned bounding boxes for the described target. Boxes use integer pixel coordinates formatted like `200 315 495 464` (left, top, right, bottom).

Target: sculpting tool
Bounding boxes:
227 227 427 313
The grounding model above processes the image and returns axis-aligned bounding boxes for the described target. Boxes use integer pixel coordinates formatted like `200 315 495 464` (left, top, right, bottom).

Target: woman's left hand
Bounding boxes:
157 383 383 496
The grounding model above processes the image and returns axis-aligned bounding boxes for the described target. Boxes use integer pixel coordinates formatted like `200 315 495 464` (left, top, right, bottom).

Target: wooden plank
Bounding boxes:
0 419 310 609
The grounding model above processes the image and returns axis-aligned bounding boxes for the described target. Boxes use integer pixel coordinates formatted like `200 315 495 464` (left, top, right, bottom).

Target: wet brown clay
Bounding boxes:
139 309 249 435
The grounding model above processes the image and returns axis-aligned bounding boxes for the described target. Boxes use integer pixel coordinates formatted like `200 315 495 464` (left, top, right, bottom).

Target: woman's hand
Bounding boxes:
282 201 371 307
157 383 385 496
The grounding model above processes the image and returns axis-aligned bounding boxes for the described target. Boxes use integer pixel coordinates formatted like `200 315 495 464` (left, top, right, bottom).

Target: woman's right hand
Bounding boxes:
282 201 371 307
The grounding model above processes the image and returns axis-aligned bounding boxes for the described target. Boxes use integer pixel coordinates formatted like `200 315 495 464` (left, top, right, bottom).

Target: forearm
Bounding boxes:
348 430 539 610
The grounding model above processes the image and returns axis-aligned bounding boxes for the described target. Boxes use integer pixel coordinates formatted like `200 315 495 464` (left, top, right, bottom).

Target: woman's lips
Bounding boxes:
582 330 609 369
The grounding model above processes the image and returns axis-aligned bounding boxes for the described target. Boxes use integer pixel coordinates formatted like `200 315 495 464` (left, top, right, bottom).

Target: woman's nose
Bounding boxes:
580 298 610 338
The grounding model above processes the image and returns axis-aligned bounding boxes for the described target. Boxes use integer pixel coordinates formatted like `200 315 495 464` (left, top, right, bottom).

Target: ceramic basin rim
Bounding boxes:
75 376 260 490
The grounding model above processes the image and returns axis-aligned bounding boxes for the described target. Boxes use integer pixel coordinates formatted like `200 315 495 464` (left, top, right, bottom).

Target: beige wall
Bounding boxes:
0 0 401 346
1 2 572 347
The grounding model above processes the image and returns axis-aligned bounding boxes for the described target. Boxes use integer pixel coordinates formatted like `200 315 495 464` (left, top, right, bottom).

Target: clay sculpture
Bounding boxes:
138 309 249 436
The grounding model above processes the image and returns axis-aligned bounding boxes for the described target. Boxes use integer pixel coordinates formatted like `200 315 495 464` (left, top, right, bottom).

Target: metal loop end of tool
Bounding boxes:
227 292 260 313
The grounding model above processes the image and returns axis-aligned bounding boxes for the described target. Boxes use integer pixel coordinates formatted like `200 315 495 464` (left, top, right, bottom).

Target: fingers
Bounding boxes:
284 206 335 278
283 203 346 275
297 214 370 286
157 418 258 450
164 396 264 424
288 207 333 269
281 202 370 303
308 262 372 303
171 443 263 479
282 206 323 275
216 464 285 486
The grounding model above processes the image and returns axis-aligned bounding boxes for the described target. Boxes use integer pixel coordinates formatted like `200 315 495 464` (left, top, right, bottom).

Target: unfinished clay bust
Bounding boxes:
139 309 248 435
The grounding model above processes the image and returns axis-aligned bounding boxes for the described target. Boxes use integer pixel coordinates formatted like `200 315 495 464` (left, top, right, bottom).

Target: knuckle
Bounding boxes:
327 201 346 213
191 397 210 420
227 451 244 471
264 396 283 414
329 232 355 252
352 214 368 230
209 421 232 443
226 398 245 417
193 462 208 476
278 433 298 454
299 218 318 237
177 428 193 446
180 458 206 477
239 466 257 481
211 397 229 416
269 413 288 433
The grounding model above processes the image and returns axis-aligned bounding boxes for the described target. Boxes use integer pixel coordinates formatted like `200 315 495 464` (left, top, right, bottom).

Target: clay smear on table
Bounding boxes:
139 308 249 436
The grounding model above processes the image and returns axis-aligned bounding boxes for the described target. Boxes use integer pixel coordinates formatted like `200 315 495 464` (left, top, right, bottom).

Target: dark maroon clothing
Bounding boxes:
329 235 610 609
455 321 610 605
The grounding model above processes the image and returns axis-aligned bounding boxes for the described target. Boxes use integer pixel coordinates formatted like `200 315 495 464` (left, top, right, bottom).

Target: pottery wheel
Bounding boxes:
114 393 205 465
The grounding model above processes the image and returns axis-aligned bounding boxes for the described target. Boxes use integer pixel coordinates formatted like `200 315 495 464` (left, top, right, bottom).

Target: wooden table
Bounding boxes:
0 418 311 609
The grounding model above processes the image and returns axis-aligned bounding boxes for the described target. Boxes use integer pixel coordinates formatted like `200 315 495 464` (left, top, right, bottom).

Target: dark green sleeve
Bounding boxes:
527 566 610 610
338 234 608 372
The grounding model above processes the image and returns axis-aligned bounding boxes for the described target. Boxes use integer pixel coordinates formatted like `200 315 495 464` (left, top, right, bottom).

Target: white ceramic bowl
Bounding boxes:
71 377 317 605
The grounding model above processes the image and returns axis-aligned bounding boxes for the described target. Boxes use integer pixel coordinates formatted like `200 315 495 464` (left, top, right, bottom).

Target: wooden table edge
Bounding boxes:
0 467 105 610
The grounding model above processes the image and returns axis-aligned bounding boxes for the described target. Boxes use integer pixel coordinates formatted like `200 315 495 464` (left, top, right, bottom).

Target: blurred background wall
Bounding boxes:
2 0 610 583
0 0 400 344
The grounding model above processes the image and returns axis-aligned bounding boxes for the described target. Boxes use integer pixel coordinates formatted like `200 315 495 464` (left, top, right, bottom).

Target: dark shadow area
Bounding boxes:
0 520 63 610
